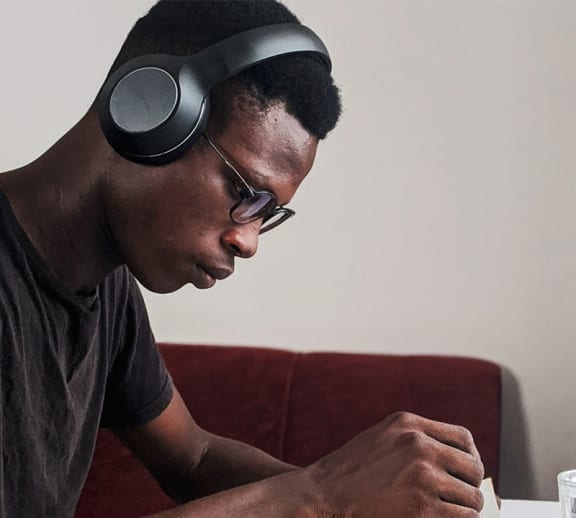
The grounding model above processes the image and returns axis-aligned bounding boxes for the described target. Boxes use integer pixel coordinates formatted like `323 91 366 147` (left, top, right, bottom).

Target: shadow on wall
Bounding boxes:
498 366 536 499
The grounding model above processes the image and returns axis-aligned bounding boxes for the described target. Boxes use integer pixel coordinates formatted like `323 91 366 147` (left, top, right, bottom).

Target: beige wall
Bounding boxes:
1 0 575 501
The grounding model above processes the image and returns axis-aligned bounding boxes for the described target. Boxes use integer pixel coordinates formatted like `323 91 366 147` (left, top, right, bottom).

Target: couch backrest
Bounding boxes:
76 344 502 518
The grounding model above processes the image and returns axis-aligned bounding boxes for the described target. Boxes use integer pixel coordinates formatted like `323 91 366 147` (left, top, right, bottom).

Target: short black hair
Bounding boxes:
108 0 342 140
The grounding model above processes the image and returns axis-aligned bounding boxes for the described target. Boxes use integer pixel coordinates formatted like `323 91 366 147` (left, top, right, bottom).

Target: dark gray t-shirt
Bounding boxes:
0 192 173 517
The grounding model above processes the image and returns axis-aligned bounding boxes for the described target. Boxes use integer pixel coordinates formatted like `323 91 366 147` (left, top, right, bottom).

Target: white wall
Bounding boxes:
1 0 575 501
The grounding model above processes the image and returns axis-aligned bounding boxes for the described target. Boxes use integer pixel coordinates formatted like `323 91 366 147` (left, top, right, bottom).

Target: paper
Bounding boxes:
480 478 501 518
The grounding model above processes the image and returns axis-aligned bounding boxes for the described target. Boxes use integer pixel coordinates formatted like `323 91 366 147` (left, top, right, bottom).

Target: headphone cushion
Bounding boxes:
109 67 179 133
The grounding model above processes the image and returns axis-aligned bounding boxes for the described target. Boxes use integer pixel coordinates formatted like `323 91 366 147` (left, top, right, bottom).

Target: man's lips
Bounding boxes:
200 265 233 281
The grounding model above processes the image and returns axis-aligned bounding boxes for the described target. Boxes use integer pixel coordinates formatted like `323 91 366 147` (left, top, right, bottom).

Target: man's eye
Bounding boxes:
228 177 248 200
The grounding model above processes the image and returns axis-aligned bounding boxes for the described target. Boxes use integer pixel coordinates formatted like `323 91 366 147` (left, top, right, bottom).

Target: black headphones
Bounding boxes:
96 23 331 166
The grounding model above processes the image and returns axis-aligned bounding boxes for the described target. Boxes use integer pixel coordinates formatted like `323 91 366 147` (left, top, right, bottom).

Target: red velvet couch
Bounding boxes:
75 343 502 517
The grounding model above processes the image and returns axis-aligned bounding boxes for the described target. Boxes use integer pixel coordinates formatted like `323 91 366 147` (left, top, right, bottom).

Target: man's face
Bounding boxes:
107 102 318 293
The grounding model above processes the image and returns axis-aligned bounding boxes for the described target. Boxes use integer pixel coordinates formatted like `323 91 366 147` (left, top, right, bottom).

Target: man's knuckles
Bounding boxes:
384 411 421 429
402 460 440 488
439 482 484 512
472 458 485 486
396 429 432 454
384 413 478 453
470 487 484 512
404 488 480 518
452 425 477 453
384 413 484 482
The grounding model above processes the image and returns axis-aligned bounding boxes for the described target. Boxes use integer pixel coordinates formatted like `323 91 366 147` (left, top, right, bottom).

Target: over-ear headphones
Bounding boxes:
96 23 331 166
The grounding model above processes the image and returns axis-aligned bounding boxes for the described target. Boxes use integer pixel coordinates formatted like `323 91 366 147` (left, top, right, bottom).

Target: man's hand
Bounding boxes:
303 411 485 518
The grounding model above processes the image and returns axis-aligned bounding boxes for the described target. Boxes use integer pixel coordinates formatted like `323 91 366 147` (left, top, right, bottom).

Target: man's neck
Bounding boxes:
0 112 124 294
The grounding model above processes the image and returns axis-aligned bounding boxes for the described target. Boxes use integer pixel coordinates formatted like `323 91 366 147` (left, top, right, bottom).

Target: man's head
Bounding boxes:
98 0 341 293
107 0 341 142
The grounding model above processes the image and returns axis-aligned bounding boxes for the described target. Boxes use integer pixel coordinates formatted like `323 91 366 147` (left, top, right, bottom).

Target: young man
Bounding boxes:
0 1 485 516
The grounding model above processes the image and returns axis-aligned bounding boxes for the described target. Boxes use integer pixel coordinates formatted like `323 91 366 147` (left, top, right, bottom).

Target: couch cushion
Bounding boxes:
280 352 501 476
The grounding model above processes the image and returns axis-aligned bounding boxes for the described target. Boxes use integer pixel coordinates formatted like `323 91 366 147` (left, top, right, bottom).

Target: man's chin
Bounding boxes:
140 280 182 294
144 277 217 293
134 273 188 294
131 264 221 293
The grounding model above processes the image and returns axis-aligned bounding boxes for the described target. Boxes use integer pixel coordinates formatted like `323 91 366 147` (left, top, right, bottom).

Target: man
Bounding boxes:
0 1 485 517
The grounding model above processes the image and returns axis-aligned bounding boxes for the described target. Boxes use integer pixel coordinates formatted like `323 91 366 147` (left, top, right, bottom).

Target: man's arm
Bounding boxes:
115 390 486 518
112 388 297 502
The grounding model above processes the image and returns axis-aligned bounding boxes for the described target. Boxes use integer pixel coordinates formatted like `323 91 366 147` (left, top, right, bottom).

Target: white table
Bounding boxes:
501 499 559 517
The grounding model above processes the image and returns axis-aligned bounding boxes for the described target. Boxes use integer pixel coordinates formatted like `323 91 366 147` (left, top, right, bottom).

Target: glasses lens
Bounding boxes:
231 193 276 223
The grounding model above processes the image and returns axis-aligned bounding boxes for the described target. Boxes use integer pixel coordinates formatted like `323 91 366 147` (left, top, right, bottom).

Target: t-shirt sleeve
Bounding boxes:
100 271 173 428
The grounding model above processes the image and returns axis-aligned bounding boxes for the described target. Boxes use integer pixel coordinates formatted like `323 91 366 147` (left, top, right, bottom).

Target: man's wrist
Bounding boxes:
293 463 345 518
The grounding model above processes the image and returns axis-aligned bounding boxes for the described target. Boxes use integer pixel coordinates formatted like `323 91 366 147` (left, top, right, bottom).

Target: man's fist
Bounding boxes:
303 412 485 518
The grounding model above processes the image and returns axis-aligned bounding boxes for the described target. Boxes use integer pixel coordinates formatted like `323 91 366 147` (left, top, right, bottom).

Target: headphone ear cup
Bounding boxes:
97 55 210 165
109 67 180 135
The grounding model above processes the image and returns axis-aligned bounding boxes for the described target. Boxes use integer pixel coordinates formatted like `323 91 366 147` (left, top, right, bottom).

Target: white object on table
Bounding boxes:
501 499 560 517
480 479 500 518
480 477 559 517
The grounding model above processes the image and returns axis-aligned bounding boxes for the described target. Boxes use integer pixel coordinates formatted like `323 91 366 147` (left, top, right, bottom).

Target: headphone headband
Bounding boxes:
97 23 331 165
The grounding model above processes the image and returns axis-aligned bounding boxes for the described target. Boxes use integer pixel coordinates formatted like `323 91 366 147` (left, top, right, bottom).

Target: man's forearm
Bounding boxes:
145 467 318 518
179 433 299 499
113 392 304 507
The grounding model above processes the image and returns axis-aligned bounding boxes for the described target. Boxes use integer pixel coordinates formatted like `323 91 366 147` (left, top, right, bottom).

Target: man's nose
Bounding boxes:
221 221 261 258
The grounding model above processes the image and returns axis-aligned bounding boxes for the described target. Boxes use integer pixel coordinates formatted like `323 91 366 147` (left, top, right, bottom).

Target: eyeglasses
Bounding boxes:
202 133 295 234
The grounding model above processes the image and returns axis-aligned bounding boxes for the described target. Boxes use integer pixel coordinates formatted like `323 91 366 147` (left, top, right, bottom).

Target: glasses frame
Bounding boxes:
202 133 295 234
